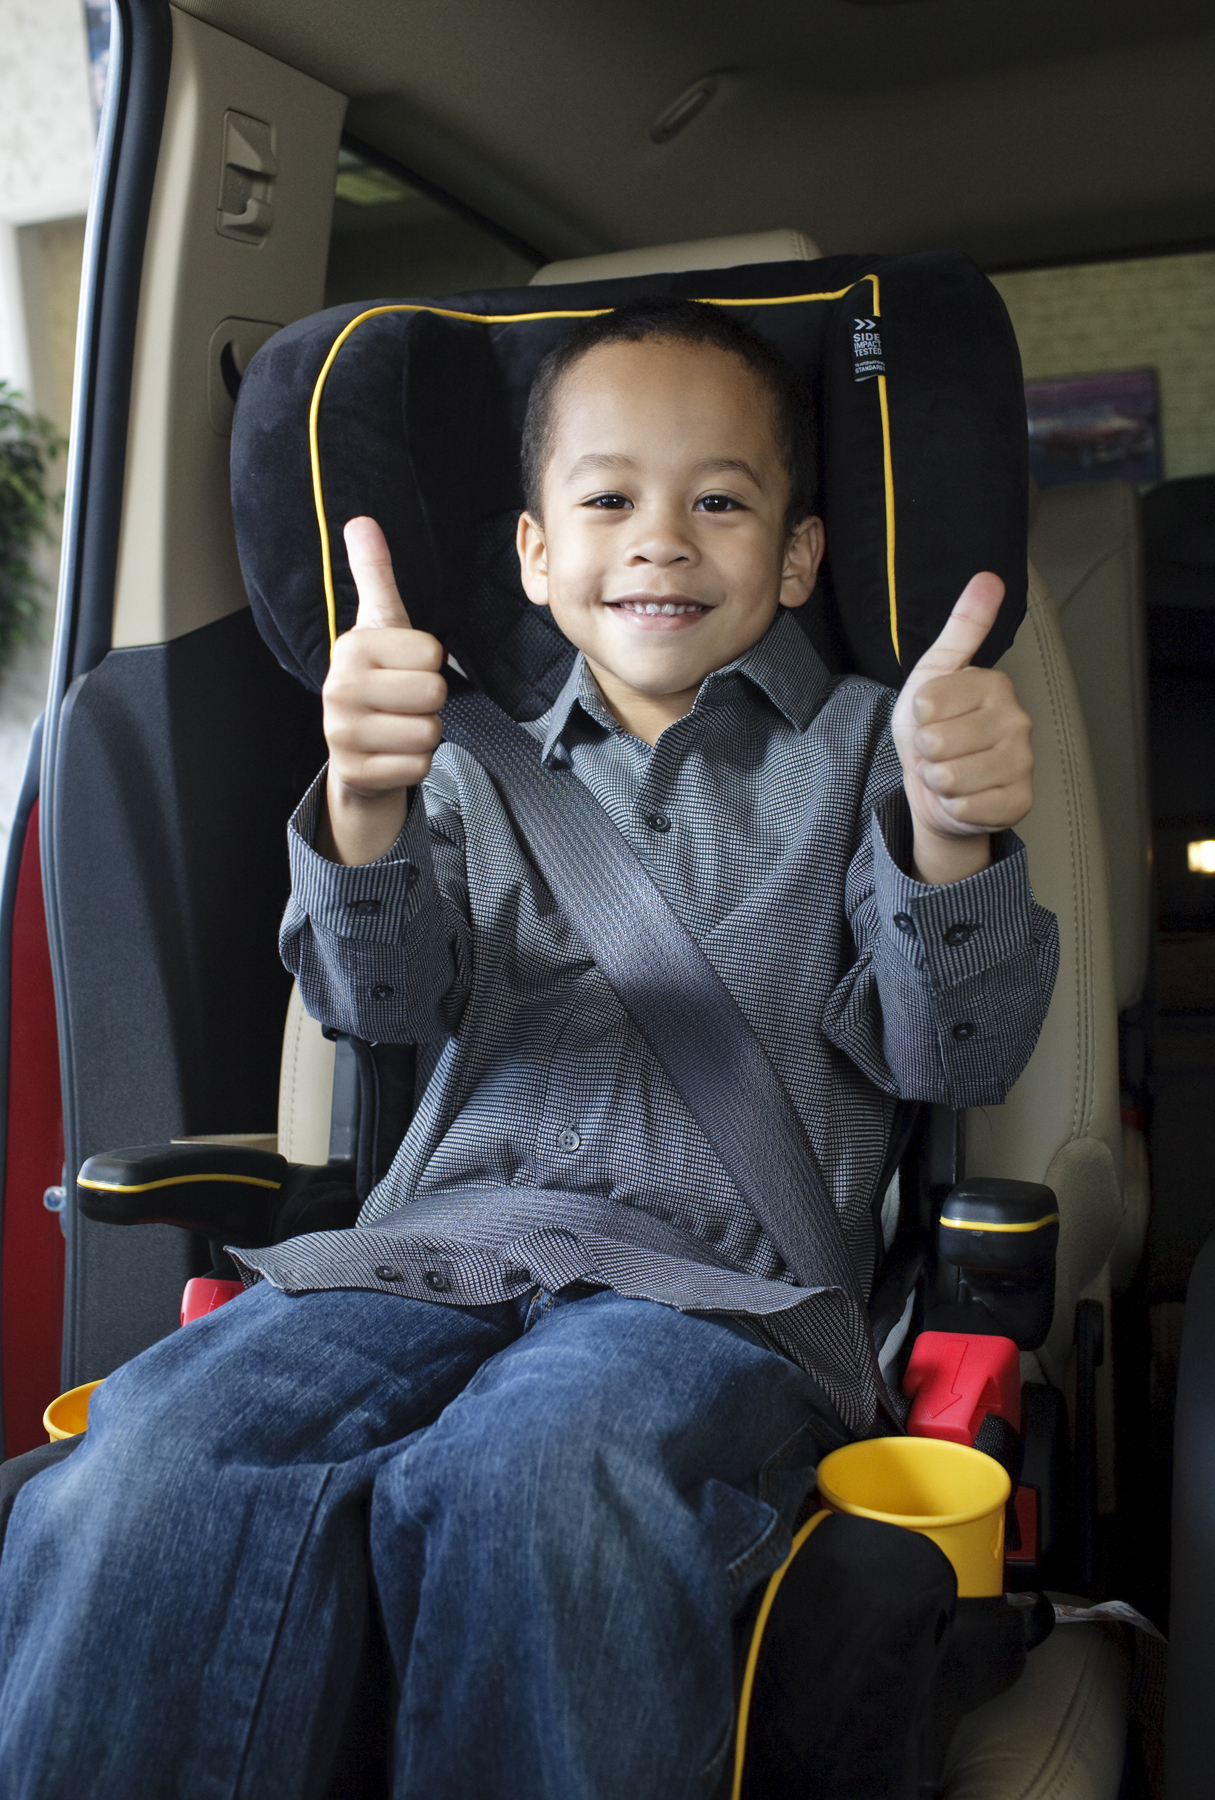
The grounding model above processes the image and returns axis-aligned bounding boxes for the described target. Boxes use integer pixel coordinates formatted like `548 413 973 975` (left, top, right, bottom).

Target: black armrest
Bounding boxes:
78 1144 362 1247
78 1143 288 1242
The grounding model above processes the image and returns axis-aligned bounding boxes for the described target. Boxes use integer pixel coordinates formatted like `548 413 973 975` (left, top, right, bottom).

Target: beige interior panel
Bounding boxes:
111 7 345 648
530 229 820 286
1029 483 1149 1012
278 981 336 1165
964 567 1123 1390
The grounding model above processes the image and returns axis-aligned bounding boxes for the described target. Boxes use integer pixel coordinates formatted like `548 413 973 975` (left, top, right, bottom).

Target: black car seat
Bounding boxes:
71 234 1133 1796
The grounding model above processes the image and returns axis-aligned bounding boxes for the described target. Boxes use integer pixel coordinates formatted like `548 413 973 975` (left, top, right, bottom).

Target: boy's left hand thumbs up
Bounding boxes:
891 571 1033 860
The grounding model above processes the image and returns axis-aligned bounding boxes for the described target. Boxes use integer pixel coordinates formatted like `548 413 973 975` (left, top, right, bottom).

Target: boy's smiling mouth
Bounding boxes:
605 596 712 625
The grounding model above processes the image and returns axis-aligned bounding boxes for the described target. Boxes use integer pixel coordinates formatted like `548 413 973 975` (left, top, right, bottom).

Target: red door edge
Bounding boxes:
1 798 66 1456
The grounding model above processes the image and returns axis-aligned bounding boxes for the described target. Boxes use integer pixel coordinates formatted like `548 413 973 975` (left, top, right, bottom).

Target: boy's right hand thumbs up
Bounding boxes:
346 514 415 632
319 517 447 865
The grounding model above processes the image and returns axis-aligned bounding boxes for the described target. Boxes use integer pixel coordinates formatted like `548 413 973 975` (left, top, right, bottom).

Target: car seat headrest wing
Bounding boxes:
231 251 1027 715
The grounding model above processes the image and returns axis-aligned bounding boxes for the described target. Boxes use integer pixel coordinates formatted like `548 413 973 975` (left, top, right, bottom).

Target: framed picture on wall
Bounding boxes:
1025 367 1162 487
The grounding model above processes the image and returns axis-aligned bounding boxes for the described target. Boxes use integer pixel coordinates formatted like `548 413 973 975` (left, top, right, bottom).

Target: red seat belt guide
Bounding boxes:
180 1277 244 1328
902 1331 1021 1445
1004 1483 1040 1565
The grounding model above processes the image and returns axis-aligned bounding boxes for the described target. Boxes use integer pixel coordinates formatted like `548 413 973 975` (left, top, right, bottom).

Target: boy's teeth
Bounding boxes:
619 600 701 615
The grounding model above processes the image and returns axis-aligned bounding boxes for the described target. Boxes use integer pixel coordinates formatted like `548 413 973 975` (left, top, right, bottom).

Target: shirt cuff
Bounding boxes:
287 764 435 942
870 790 1036 987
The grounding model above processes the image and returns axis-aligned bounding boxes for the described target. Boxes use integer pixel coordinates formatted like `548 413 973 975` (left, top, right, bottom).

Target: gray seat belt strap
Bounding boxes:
442 691 894 1418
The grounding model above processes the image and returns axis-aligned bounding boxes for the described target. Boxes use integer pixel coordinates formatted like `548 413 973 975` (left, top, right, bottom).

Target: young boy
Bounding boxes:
0 300 1053 1799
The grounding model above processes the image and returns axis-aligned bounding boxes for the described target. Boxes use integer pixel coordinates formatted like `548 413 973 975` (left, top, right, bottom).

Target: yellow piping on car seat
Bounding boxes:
731 1506 830 1800
306 276 898 665
868 276 899 663
939 1212 1060 1233
308 303 613 652
78 1172 283 1193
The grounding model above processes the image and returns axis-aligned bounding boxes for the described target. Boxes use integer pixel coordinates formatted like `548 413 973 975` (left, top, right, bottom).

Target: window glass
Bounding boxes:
324 145 539 307
992 251 1215 482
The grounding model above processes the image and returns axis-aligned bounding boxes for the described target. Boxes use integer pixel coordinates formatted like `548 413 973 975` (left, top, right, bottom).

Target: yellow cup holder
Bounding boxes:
43 1379 104 1443
816 1434 1011 1597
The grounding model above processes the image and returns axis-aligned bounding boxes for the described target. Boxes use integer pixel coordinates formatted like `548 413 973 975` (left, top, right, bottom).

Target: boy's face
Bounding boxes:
516 339 824 721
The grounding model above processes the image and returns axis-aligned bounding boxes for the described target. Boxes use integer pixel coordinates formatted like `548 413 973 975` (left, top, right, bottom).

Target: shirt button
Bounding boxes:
893 912 915 934
944 922 978 947
374 1264 403 1281
350 898 381 917
643 812 672 833
423 1270 451 1292
371 983 395 1000
951 1021 978 1042
556 1127 581 1152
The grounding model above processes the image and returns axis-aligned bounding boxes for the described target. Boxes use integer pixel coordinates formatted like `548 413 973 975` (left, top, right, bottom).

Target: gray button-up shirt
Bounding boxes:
237 612 1058 1429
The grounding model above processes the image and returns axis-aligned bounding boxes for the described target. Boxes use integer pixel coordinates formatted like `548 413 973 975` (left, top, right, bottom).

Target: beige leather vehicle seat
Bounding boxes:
966 568 1123 1462
273 230 1131 1800
277 981 335 1164
1027 480 1151 1293
529 227 821 286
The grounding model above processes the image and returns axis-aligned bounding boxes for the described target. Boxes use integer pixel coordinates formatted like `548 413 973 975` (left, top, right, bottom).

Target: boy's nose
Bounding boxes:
627 517 698 566
630 545 691 565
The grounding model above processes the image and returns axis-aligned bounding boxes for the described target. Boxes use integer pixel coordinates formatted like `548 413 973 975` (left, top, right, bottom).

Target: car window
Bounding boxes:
992 249 1215 485
325 143 540 307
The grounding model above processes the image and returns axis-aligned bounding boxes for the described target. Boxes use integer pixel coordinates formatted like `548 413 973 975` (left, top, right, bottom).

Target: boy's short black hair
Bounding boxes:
520 297 818 531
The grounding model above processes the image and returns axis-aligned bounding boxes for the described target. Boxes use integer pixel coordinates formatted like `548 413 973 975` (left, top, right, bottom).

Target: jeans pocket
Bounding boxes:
756 1417 822 1518
722 1495 786 1592
718 1417 821 1593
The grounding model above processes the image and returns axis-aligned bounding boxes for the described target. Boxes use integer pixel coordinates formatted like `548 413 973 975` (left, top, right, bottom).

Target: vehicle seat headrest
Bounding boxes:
230 250 1027 718
528 228 822 286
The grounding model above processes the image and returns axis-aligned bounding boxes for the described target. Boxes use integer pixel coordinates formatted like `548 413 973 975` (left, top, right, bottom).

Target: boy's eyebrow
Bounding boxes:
563 452 766 486
691 456 764 486
564 452 637 482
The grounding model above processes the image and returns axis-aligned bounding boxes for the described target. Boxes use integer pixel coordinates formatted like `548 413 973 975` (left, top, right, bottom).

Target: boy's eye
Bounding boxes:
695 493 745 513
583 492 632 511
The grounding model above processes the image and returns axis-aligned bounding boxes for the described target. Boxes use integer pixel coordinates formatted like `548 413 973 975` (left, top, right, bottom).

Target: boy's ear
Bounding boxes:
778 514 825 611
517 510 550 607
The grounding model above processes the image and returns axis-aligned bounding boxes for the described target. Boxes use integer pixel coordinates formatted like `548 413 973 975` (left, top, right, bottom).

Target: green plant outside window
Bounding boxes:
0 383 65 677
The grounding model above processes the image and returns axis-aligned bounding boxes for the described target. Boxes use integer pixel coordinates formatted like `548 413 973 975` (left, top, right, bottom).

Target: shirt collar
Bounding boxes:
539 657 613 762
703 609 835 730
538 609 835 765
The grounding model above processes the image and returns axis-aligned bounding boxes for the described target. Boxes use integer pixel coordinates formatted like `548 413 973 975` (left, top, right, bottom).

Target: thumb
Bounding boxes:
911 571 1005 678
344 516 411 631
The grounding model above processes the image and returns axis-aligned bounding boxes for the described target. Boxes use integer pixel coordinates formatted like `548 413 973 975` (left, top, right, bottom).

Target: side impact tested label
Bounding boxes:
852 316 885 382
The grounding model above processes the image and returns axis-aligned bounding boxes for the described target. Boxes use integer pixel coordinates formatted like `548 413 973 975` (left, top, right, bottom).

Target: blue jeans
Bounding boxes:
0 1281 843 1799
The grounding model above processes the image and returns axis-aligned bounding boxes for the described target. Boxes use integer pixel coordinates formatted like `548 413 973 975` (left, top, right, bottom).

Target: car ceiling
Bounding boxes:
176 0 1215 270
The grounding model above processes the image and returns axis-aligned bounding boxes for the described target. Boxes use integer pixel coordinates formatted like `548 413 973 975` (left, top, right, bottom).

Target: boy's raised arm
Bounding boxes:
280 516 469 1046
826 574 1053 1109
891 572 1034 887
317 516 448 867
